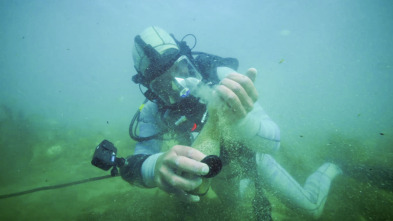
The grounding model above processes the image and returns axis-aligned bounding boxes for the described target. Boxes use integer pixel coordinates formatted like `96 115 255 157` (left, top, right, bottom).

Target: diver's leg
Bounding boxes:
255 153 342 219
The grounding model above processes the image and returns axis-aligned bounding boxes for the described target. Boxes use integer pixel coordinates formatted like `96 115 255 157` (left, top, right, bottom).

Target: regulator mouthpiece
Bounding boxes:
175 77 201 98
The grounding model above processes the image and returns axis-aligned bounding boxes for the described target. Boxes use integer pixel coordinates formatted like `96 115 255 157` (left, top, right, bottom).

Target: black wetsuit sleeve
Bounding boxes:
120 154 151 187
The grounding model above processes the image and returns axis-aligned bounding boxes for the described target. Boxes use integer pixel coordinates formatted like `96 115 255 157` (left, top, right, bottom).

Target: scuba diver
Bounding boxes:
120 26 342 219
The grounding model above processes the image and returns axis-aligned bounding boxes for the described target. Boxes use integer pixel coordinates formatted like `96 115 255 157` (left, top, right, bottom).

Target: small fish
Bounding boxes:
107 121 109 124
380 133 384 136
279 59 285 64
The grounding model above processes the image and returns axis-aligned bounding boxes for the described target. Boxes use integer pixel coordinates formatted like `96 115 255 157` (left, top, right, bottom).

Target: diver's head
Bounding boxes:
132 26 202 106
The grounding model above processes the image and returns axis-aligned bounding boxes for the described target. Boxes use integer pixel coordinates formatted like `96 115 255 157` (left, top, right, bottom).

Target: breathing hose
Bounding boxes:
0 175 116 199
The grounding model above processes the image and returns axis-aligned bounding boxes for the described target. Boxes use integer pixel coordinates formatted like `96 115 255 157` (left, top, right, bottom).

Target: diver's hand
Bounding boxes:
215 68 258 119
154 145 209 202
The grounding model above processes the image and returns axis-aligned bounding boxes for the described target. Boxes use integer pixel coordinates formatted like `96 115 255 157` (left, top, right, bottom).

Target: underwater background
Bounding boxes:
0 0 392 220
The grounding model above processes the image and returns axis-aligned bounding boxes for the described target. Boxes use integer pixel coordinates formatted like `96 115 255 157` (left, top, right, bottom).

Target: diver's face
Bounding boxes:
149 56 201 105
171 59 189 77
150 63 188 105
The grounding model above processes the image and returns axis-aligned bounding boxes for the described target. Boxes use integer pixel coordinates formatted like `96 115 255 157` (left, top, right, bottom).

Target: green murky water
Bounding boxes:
1 0 392 220
1 105 392 220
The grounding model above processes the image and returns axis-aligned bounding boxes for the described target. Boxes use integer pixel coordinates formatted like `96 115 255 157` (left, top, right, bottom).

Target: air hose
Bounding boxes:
0 175 116 199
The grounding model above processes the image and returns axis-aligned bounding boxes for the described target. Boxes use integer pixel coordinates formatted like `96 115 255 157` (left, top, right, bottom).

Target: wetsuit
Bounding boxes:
120 55 341 219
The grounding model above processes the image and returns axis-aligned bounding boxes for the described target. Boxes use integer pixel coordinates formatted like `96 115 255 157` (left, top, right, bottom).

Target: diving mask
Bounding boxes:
150 55 202 105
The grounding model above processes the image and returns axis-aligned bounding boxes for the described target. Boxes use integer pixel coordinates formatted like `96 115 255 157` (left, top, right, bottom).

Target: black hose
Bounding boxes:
0 175 115 199
129 99 165 142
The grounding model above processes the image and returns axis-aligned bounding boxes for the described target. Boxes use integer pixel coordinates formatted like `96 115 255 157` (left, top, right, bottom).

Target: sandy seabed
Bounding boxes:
0 106 392 221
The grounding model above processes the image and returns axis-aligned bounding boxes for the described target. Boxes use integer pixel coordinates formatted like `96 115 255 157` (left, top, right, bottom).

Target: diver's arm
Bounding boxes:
120 102 210 202
120 102 162 187
120 154 153 187
237 102 281 152
215 67 257 118
120 146 163 188
216 67 280 153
